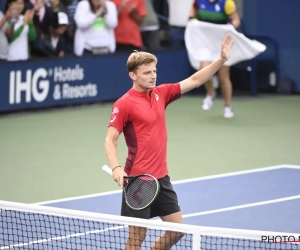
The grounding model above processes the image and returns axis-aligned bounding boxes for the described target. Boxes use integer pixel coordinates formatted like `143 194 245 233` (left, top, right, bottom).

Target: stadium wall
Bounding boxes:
0 50 194 113
243 0 300 92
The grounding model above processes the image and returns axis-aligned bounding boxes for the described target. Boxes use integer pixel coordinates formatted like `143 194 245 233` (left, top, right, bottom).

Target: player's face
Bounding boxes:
130 63 157 90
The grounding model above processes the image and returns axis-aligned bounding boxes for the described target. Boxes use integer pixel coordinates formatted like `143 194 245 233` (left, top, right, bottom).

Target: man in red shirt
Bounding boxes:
105 34 234 249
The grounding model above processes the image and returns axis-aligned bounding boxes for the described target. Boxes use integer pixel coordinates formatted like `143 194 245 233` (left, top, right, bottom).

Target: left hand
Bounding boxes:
221 33 234 62
129 4 137 14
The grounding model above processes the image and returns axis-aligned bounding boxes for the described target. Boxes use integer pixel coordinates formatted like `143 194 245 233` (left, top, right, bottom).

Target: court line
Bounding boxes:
33 164 295 205
283 164 300 170
0 226 125 250
181 194 300 218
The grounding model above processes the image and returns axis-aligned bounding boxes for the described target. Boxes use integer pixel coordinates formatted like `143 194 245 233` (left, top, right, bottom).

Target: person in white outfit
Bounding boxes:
74 0 118 56
5 0 37 61
189 0 240 119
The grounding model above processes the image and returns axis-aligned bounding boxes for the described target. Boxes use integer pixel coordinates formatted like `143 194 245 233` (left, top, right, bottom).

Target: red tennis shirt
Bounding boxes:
108 83 181 179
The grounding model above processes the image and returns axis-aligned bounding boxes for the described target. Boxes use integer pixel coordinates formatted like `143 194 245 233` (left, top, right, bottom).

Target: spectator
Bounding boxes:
45 0 73 16
189 0 241 118
5 0 37 61
140 0 161 51
167 0 193 48
0 9 10 61
74 0 118 56
64 0 79 53
24 0 59 57
111 0 146 52
49 11 68 57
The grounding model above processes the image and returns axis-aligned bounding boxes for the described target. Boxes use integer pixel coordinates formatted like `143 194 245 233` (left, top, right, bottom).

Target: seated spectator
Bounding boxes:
49 11 68 57
111 0 146 52
74 0 118 56
24 0 59 57
5 0 37 61
0 9 9 61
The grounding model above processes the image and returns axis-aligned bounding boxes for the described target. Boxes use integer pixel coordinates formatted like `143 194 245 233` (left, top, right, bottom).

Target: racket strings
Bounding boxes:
125 177 158 209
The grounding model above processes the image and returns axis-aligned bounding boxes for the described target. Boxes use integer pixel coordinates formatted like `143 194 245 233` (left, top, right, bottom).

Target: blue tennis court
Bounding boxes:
1 164 300 249
39 164 300 234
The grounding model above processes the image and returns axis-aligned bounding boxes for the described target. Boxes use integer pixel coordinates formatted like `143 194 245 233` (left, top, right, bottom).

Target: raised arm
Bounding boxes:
225 0 241 28
179 33 234 94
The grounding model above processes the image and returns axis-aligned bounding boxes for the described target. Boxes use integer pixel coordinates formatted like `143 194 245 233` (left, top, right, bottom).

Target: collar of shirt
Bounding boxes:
129 88 153 98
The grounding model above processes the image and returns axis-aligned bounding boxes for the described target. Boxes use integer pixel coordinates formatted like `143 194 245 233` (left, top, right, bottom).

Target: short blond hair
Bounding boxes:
127 51 158 72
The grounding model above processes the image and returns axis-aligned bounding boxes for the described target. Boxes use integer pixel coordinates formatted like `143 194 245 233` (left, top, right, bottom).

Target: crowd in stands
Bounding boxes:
0 0 188 62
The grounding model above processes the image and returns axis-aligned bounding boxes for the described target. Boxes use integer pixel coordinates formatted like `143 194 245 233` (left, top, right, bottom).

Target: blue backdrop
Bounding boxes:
243 0 300 92
0 50 193 112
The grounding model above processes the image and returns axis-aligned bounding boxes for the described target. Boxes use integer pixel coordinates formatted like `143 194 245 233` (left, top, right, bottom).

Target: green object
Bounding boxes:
9 25 24 43
197 9 228 22
28 23 37 42
93 17 105 29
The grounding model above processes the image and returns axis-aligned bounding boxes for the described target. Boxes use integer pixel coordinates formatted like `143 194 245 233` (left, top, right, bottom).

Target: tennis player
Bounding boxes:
105 34 234 249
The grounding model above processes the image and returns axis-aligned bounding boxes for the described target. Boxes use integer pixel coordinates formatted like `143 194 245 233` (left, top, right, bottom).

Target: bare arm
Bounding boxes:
117 0 129 15
179 34 234 94
5 24 14 40
180 57 225 94
104 126 121 169
104 126 127 188
228 12 240 28
129 7 144 25
1 8 13 39
189 5 197 18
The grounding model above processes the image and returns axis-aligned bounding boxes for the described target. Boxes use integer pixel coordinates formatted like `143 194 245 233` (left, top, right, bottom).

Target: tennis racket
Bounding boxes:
102 165 160 211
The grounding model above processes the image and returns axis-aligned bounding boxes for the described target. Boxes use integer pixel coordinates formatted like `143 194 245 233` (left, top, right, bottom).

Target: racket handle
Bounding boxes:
102 165 113 176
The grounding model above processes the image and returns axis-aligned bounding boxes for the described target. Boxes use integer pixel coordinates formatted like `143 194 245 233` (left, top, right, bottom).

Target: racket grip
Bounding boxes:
102 165 113 176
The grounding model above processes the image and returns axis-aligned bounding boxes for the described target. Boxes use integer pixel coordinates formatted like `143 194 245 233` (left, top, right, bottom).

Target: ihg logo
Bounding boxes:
9 68 50 104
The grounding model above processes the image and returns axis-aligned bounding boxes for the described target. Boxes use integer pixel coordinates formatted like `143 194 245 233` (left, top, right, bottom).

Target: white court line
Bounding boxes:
181 194 300 218
0 226 125 250
283 164 300 170
33 164 295 205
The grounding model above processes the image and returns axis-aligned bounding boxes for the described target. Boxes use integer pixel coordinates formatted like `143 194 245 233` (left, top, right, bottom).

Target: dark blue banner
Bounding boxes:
0 50 193 112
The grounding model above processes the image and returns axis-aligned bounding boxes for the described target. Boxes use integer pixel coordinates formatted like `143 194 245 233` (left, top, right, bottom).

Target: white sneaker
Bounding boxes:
224 106 234 119
202 95 214 111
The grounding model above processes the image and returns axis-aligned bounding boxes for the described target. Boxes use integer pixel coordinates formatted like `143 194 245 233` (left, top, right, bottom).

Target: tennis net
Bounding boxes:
0 199 299 249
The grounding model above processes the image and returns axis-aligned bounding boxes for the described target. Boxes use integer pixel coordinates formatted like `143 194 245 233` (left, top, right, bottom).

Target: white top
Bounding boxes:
0 11 8 59
51 36 59 49
74 0 118 56
7 15 29 61
167 0 194 27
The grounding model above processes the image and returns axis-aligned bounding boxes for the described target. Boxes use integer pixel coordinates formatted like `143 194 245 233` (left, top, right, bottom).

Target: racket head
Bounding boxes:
123 174 160 211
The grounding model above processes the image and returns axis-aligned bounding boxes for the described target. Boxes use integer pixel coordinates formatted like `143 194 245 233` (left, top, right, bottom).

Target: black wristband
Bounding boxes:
112 166 121 172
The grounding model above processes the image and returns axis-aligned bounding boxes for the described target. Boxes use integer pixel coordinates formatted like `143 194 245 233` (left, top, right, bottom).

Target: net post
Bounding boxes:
192 231 201 249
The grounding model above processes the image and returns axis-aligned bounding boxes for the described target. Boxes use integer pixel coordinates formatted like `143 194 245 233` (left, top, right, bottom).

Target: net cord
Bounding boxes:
0 199 299 243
